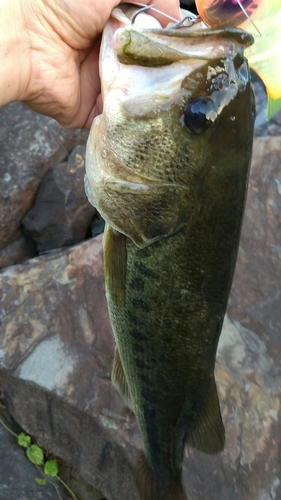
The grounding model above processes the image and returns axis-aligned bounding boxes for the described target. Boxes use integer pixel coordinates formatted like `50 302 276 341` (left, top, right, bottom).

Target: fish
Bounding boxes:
85 5 255 499
195 0 281 118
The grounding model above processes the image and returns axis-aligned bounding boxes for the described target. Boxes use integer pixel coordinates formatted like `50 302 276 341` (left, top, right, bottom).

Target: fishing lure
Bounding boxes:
195 0 259 28
195 0 281 118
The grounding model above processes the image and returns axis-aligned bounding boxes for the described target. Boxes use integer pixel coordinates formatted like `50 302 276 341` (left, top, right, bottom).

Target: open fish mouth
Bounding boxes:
109 4 254 65
114 25 254 66
96 5 254 117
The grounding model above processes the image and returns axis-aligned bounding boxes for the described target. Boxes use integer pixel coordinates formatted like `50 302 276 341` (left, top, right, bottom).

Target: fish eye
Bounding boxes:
182 97 214 135
195 0 259 27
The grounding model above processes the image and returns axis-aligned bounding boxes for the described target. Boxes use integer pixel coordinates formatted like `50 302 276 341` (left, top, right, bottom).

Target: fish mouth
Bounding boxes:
110 5 254 68
114 25 254 67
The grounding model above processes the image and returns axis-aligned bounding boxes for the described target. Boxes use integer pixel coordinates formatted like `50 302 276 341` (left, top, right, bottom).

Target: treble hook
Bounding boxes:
131 5 153 25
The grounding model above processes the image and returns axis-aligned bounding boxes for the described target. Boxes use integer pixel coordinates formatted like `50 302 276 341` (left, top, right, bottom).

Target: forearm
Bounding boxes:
0 0 30 106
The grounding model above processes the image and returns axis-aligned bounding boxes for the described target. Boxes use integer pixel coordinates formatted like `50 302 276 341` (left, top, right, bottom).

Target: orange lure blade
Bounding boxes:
195 0 281 118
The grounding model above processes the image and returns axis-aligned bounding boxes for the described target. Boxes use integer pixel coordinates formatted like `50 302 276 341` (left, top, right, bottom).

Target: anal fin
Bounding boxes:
188 377 225 454
112 348 133 409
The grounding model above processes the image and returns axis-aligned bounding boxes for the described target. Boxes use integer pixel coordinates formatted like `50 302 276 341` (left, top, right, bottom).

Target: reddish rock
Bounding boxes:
0 103 88 257
0 236 139 500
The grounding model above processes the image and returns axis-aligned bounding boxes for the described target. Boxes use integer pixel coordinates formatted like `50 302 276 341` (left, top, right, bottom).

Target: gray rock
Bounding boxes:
0 405 67 500
0 102 88 258
58 464 108 500
22 145 95 252
0 231 36 269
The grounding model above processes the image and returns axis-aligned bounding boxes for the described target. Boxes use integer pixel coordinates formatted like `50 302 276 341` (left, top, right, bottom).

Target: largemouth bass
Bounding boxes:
85 5 255 499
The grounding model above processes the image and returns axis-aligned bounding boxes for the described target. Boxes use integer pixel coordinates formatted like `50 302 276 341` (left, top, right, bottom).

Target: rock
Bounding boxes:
0 235 139 500
0 231 36 269
0 103 88 257
22 146 95 252
91 214 105 238
58 464 108 500
0 404 68 500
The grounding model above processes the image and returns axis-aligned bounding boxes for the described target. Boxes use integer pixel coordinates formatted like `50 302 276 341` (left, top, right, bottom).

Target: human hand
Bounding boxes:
0 0 181 128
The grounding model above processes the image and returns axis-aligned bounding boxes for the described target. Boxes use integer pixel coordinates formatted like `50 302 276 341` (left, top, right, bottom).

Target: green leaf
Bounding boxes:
18 432 31 448
44 460 59 477
26 445 44 465
35 478 46 486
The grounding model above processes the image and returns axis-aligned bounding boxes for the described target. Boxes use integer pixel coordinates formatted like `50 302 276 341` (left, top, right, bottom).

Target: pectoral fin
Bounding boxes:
112 348 133 409
103 224 127 308
188 377 225 454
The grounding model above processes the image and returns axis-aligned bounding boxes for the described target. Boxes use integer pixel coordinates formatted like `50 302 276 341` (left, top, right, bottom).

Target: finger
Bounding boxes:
71 40 101 128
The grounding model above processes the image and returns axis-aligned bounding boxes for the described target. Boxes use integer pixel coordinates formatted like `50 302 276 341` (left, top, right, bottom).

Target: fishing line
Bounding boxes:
129 0 262 36
129 1 181 24
236 0 261 36
130 2 198 28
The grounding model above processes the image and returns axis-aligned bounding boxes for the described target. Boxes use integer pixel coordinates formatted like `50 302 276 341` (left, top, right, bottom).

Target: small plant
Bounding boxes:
0 417 78 500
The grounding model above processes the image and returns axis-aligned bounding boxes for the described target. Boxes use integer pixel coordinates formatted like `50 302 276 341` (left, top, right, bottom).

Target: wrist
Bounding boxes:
0 0 31 106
